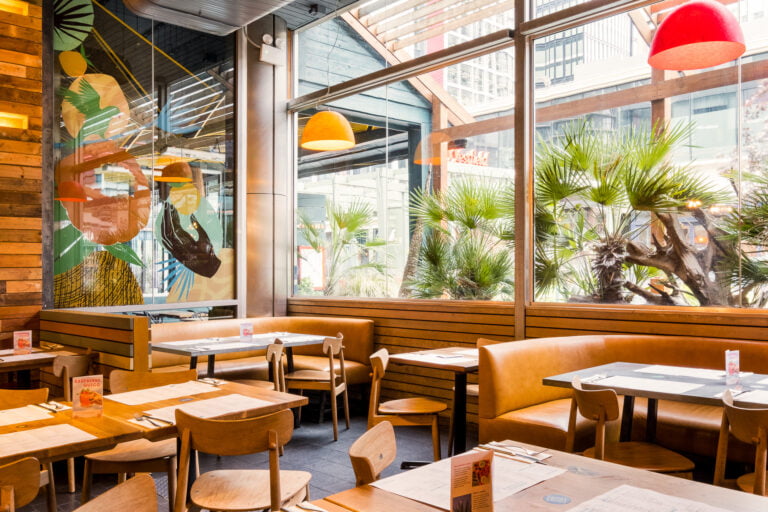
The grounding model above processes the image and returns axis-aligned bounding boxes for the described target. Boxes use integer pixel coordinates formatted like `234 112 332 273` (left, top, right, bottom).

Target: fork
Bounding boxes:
133 413 160 427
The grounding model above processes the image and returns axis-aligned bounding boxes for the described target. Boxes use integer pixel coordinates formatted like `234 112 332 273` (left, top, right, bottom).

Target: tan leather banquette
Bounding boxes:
479 334 768 462
150 316 374 384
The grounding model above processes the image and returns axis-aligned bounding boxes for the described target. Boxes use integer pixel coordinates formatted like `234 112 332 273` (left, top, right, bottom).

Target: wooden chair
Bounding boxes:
285 334 349 441
82 369 197 512
570 377 695 475
713 390 768 496
74 474 157 512
368 349 447 461
349 420 397 486
0 389 56 512
173 408 311 512
52 352 93 493
236 341 286 392
0 457 44 510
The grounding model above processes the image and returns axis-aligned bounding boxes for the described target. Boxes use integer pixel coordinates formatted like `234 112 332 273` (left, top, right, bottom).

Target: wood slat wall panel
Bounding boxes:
288 297 515 428
0 8 42 348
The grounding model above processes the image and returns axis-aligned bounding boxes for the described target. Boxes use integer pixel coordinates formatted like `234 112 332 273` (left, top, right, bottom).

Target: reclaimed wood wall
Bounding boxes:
0 3 43 349
288 297 516 427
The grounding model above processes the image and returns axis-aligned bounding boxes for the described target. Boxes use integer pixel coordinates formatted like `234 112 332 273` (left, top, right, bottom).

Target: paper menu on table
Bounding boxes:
451 449 492 512
13 330 32 355
635 365 725 380
107 381 219 406
72 375 103 418
589 375 703 394
372 452 565 510
0 424 96 457
734 389 768 405
565 485 731 512
0 405 52 427
141 394 274 424
400 353 477 365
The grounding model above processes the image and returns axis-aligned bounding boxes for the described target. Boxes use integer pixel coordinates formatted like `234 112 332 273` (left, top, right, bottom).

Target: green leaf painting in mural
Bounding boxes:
54 223 97 275
54 0 94 52
104 243 145 267
60 78 121 140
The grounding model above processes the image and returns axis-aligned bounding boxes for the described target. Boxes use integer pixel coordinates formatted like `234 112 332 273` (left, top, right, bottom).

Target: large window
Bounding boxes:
52 0 235 314
293 0 768 309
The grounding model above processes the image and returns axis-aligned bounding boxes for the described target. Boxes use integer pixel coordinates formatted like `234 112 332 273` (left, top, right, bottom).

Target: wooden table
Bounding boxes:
151 332 326 377
103 379 309 441
543 362 768 441
389 347 478 454
0 406 142 466
0 348 77 388
325 441 768 511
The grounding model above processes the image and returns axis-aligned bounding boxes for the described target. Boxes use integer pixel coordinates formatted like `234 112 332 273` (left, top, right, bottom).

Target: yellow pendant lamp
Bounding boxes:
300 111 355 151
155 161 193 183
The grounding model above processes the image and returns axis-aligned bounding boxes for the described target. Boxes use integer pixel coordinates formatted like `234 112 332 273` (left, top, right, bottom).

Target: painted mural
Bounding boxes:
52 0 235 308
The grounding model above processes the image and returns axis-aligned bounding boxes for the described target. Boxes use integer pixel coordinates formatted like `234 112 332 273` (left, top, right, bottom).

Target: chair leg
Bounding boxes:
342 387 350 430
67 457 77 493
447 400 456 458
330 390 339 441
318 392 327 424
296 390 304 425
45 462 56 512
81 459 93 502
431 415 441 461
166 456 177 512
117 472 126 484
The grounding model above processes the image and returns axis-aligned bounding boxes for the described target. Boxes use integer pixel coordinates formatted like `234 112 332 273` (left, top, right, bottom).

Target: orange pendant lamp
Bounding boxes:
648 0 745 70
155 161 193 183
300 111 355 151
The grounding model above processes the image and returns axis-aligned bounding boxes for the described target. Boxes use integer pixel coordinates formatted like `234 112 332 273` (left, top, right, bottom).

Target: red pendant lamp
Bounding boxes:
648 0 745 71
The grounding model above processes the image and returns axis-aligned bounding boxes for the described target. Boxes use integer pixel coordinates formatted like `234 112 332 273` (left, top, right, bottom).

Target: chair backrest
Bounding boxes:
323 333 345 384
53 353 93 401
349 420 396 486
174 409 294 512
368 349 389 424
719 391 768 495
74 474 157 512
109 369 199 393
266 341 286 392
571 377 620 459
0 388 48 409
0 457 41 509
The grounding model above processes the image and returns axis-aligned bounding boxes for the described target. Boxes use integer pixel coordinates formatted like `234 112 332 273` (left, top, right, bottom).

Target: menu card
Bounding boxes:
13 330 32 355
565 485 731 512
725 350 740 386
72 375 103 418
240 322 254 342
451 449 493 512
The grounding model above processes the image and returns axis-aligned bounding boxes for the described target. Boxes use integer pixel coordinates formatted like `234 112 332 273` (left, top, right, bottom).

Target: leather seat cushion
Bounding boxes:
379 397 447 415
204 357 270 381
291 355 370 385
479 398 595 452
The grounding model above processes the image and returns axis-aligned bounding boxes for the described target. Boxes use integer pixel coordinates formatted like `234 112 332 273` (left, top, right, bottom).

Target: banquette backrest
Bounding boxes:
479 334 768 420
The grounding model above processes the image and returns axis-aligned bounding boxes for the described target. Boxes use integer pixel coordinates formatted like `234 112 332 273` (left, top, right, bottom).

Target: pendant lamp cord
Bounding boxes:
320 0 343 112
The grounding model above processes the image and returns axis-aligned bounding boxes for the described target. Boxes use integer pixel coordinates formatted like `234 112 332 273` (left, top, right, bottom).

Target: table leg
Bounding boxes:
452 373 468 455
620 395 635 442
17 369 31 388
286 347 295 373
645 398 658 442
189 356 198 372
206 355 216 379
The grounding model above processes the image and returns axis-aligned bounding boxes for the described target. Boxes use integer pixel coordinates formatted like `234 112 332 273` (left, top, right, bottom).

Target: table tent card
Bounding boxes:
451 449 493 512
240 322 254 342
725 349 740 386
13 330 32 355
72 375 103 418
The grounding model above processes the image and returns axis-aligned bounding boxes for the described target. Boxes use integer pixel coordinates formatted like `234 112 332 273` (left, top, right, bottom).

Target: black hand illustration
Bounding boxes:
161 202 221 278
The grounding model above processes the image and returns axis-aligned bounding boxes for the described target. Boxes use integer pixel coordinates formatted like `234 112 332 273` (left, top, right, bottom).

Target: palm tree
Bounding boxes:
406 178 514 300
298 199 387 296
535 121 733 305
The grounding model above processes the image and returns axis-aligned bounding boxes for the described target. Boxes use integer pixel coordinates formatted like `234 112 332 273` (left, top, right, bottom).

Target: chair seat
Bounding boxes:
379 397 447 415
291 355 370 385
285 369 333 381
583 442 695 473
234 379 275 389
85 438 176 463
190 469 311 511
736 472 757 494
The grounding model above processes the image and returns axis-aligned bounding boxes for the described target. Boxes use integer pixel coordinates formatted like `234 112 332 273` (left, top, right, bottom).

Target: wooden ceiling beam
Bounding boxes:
365 0 427 29
357 0 396 20
381 0 499 42
391 0 513 50
373 0 470 36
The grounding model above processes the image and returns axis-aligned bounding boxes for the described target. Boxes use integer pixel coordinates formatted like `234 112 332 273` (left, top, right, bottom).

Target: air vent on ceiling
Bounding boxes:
122 0 295 35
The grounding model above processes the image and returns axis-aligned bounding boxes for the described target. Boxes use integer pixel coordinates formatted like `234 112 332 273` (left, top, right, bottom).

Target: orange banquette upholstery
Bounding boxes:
479 334 768 463
150 316 374 385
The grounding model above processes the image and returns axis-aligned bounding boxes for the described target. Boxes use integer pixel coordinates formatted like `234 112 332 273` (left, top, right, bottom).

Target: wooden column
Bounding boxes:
431 97 449 192
0 1 43 349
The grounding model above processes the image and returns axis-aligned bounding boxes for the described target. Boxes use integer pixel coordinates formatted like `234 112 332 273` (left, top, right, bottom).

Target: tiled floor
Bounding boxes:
24 406 467 511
